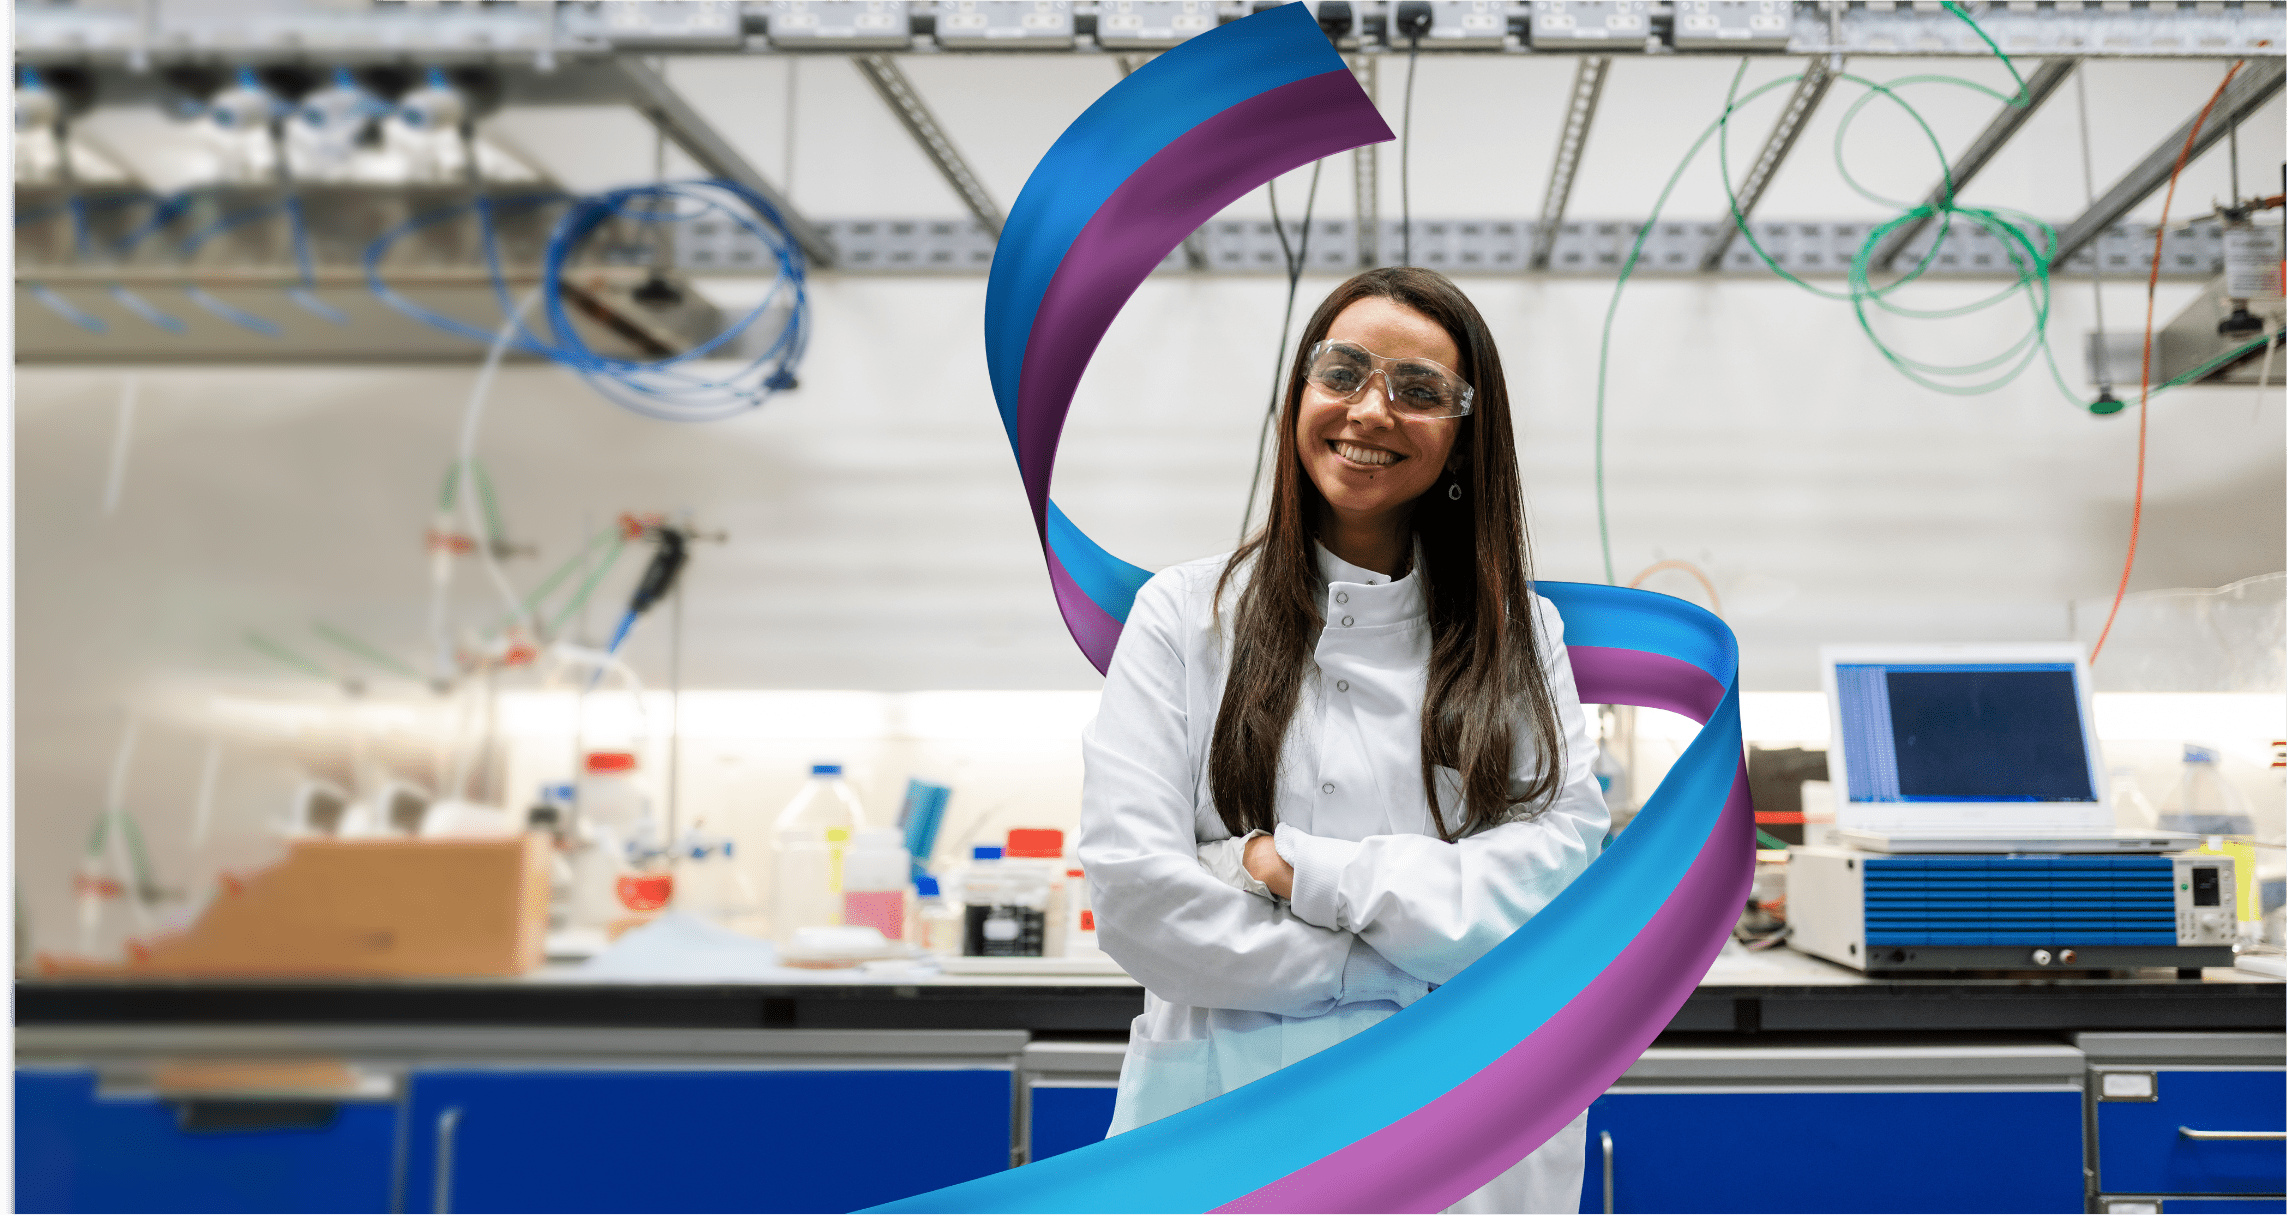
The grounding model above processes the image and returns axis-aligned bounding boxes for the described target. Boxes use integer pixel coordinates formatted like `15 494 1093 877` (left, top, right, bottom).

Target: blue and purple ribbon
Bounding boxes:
984 2 1392 673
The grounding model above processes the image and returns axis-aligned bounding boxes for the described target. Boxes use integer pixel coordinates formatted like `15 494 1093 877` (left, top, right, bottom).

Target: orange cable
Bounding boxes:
1624 559 1723 616
2091 60 2246 664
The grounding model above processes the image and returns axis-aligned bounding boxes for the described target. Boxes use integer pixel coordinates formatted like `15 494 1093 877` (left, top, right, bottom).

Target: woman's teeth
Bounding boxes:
1334 441 1398 467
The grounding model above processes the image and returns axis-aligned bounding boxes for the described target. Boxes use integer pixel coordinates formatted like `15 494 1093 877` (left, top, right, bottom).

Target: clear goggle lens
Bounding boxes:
1303 340 1474 419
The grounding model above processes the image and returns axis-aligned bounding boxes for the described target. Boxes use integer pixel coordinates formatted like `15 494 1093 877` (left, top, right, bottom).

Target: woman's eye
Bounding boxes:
1319 368 1363 391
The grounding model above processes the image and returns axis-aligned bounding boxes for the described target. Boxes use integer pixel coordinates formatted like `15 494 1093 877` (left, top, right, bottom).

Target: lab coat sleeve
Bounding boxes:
1078 565 1364 1018
1273 595 1611 986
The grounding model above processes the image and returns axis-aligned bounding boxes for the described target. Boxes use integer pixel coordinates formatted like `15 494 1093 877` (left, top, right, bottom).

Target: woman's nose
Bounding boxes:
1346 370 1395 426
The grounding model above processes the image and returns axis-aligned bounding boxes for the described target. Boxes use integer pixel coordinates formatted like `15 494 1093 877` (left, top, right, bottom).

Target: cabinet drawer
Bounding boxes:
1029 1082 1116 1162
15 1069 399 1214
1581 1089 2082 1214
403 1068 1011 1213
2097 1070 2287 1196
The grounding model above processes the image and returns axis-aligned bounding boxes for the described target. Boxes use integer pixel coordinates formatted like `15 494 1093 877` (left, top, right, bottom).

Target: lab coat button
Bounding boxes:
1340 615 1354 627
1336 680 1350 692
1321 782 1336 795
1335 592 1349 604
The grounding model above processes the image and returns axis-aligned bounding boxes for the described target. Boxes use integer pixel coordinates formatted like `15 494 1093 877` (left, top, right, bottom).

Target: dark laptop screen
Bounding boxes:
1835 663 2096 803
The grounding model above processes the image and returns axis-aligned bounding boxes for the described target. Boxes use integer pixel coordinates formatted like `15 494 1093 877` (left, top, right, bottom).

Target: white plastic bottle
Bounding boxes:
841 829 910 941
578 752 649 838
771 763 869 943
1062 866 1104 958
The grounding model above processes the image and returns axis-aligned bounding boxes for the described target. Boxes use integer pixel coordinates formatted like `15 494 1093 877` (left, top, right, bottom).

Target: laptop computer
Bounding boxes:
1819 643 2200 855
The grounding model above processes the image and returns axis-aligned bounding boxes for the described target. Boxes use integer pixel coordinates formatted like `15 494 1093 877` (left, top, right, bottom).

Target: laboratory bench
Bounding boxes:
16 950 2284 1215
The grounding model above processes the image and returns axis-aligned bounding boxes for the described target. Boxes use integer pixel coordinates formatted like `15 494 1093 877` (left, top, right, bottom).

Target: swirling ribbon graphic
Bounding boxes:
874 7 1753 1211
982 1 1391 675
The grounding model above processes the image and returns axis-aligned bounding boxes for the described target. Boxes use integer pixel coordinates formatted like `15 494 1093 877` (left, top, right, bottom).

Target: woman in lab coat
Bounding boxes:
1077 267 1611 1215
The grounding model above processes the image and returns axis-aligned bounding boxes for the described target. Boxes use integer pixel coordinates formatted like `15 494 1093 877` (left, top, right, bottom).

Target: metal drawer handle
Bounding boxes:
2178 1126 2286 1141
434 1106 463 1214
1600 1130 1615 1215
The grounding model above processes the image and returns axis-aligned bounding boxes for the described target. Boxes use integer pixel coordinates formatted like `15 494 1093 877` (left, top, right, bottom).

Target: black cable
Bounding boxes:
1240 161 1325 542
1401 34 1419 266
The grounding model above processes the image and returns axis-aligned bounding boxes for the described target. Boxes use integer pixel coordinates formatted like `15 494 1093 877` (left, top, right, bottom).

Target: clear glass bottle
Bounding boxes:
913 875 962 958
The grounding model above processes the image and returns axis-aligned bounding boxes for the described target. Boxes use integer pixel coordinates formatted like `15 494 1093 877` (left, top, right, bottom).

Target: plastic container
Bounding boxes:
962 844 1050 957
578 752 649 836
2159 746 2254 836
1062 866 1103 957
913 875 963 958
842 829 910 940
1006 829 1066 958
771 764 869 943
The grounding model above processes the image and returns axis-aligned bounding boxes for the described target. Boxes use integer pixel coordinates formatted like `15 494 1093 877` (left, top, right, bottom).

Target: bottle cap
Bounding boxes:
825 827 850 844
586 751 638 773
914 875 941 898
1006 828 1065 858
810 763 843 776
973 845 1003 861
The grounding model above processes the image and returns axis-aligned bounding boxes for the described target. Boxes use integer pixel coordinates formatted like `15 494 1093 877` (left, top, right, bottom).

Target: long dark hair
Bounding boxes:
1208 267 1564 841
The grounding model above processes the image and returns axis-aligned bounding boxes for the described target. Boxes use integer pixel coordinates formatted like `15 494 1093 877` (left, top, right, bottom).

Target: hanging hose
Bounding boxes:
2090 60 2249 664
366 180 809 423
1592 5 2261 582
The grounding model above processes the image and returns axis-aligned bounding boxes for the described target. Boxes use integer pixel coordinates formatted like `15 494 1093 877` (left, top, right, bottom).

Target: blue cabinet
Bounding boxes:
401 1068 1012 1213
14 1069 399 1214
2095 1070 2287 1197
1576 1089 2084 1214
1028 1083 1117 1162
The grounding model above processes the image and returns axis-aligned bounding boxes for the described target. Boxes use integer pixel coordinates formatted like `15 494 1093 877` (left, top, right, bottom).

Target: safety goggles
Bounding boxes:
1302 340 1475 420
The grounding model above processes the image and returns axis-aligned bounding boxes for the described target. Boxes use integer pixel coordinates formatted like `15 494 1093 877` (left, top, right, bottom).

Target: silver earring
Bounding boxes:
1447 482 1463 501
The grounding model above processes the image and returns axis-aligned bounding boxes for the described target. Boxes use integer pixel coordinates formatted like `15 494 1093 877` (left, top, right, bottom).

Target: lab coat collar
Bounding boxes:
1314 539 1426 628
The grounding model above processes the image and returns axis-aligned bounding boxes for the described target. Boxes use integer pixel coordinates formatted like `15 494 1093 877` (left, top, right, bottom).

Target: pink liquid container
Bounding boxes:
841 829 910 941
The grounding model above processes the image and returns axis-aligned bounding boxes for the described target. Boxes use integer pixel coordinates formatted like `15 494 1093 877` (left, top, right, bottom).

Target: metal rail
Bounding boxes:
853 54 1005 239
1702 54 1839 271
16 2 2283 62
1352 55 1381 270
611 58 836 269
1531 55 1610 271
2051 58 2287 266
1870 58 2077 272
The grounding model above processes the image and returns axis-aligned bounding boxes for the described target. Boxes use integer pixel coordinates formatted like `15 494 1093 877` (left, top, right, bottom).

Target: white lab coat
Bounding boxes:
1078 543 1611 1215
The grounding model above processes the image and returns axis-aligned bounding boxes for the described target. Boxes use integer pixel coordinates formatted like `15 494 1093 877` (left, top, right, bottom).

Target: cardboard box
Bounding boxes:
42 835 550 978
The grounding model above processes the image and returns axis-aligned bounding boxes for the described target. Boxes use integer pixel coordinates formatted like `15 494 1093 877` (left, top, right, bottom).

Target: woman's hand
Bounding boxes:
1244 833 1296 900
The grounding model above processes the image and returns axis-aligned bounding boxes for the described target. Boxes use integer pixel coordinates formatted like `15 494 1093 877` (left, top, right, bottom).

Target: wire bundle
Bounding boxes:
1592 2 2272 583
365 178 810 423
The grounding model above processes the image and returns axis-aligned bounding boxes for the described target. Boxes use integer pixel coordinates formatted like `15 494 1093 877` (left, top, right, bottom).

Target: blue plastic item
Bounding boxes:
900 780 952 877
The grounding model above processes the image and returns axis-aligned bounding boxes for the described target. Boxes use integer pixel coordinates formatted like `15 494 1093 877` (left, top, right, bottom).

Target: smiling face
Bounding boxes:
1295 295 1465 540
